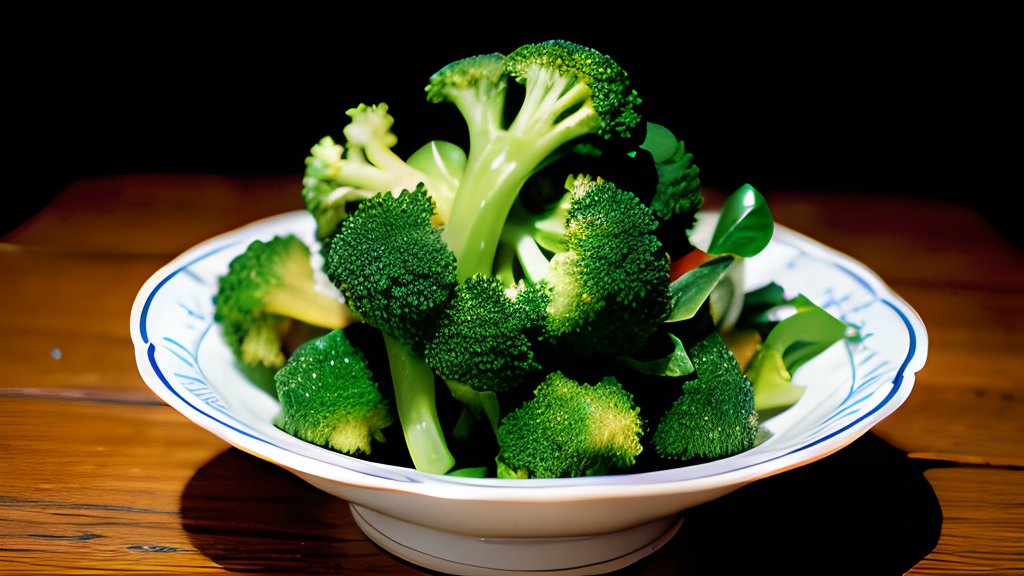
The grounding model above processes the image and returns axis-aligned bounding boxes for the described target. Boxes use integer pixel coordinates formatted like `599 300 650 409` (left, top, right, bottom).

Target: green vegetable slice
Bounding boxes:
747 305 849 413
666 255 736 322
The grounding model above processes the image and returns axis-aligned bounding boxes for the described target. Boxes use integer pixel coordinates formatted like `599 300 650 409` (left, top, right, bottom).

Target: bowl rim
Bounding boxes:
129 210 927 502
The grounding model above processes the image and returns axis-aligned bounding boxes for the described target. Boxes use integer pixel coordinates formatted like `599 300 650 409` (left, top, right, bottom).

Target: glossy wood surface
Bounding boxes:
2 175 1021 575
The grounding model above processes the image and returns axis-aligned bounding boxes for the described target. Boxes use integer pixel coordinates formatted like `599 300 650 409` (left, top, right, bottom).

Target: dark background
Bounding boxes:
8 13 1013 244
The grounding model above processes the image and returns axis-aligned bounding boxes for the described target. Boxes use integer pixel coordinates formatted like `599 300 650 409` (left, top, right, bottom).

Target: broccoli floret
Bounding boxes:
323 184 458 474
325 184 457 348
302 104 460 239
425 53 508 153
496 372 643 479
541 178 671 357
214 235 358 369
429 41 641 281
425 275 549 393
506 41 641 140
302 136 381 241
275 329 393 454
651 332 758 461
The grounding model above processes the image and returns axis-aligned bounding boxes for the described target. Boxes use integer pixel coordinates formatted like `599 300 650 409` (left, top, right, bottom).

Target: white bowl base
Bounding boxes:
351 504 683 575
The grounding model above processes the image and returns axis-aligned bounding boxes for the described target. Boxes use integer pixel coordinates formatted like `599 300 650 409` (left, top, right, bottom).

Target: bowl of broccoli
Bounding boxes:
129 40 928 575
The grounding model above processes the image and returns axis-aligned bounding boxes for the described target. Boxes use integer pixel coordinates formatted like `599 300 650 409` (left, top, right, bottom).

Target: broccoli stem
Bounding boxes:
382 332 455 474
494 241 517 285
262 289 359 330
331 161 406 192
513 234 551 284
444 378 500 436
444 72 596 282
445 136 564 281
445 86 505 153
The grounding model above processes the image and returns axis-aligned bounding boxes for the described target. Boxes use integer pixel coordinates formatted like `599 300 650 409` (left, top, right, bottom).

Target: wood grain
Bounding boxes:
0 398 227 575
0 247 168 339
908 467 1024 576
0 331 139 390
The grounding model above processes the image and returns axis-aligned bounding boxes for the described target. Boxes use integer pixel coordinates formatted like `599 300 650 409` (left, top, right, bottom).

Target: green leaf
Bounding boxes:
708 184 774 257
666 255 736 322
639 122 679 164
768 307 849 373
747 304 849 413
618 333 694 377
742 282 786 311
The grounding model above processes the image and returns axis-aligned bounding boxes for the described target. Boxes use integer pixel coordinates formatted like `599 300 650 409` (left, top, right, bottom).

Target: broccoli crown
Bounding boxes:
506 40 641 139
214 235 326 368
546 179 671 357
496 372 643 479
425 275 549 392
325 184 457 347
425 53 508 104
651 332 758 461
275 329 393 455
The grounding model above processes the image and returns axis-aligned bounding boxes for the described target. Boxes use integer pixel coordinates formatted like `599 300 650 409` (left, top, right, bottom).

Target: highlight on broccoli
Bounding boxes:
496 372 643 479
275 329 393 454
214 235 358 369
651 332 758 461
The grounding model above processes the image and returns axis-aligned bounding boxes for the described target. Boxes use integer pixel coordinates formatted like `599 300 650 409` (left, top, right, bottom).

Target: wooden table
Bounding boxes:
2 175 1021 575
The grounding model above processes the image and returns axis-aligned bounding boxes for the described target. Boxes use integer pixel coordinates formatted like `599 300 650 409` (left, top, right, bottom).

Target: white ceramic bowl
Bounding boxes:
130 210 927 575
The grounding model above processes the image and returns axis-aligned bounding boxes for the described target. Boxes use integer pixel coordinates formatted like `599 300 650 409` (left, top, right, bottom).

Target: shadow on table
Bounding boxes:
181 432 941 575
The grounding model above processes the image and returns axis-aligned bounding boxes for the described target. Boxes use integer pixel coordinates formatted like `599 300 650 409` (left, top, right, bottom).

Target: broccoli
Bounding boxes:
428 40 641 281
302 104 462 242
496 372 643 479
381 332 456 474
425 275 549 393
496 191 571 284
426 53 508 155
325 184 457 348
651 332 759 461
275 329 393 455
505 176 671 358
213 235 358 369
261 41 786 478
324 184 458 474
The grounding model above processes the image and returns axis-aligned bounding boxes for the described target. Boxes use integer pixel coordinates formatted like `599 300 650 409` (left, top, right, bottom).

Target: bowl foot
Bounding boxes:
351 504 682 575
